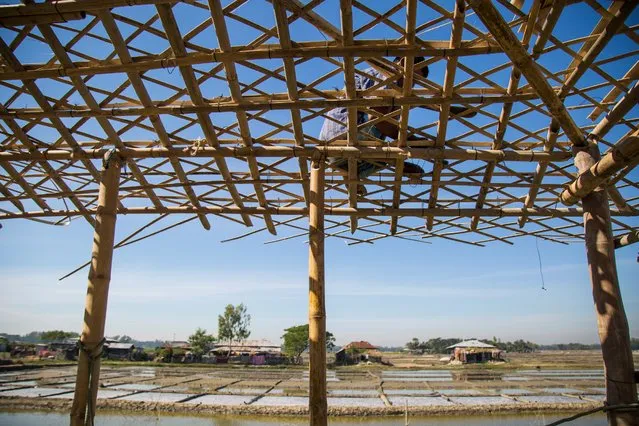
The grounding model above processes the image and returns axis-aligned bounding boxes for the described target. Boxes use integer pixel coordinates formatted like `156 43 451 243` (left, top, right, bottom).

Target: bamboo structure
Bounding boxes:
575 143 638 426
614 231 639 250
308 160 327 426
70 152 121 426
0 1 638 424
561 135 639 206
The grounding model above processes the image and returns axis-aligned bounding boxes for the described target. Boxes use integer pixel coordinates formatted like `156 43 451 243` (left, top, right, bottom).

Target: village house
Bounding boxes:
210 339 283 365
446 339 503 364
335 341 382 365
104 342 135 361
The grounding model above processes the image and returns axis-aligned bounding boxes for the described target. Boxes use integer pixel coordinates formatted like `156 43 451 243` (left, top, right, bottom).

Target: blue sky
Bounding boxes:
0 1 638 346
1 215 637 346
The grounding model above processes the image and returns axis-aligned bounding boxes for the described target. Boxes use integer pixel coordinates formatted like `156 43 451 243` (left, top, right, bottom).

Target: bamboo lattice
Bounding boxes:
0 0 637 247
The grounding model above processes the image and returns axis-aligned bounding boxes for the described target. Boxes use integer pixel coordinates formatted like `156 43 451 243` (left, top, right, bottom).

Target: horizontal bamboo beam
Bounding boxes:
560 136 639 206
1 41 500 81
614 230 639 249
1 206 636 221
0 93 541 119
0 146 572 163
0 0 177 18
0 11 85 26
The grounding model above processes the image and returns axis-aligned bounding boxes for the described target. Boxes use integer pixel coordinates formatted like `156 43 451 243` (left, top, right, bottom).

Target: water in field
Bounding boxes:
0 411 607 425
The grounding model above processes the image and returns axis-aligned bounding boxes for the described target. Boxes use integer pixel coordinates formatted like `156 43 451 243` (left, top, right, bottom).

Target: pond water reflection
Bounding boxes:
0 411 607 426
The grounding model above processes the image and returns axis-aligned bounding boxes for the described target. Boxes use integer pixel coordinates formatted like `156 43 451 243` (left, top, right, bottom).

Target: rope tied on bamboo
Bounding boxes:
160 57 175 74
184 137 204 157
102 148 121 169
53 0 67 23
79 337 106 426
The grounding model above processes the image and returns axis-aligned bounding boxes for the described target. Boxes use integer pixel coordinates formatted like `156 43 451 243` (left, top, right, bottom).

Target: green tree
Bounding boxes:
281 324 336 364
406 338 421 351
188 328 215 357
40 330 79 342
117 335 133 343
218 303 251 356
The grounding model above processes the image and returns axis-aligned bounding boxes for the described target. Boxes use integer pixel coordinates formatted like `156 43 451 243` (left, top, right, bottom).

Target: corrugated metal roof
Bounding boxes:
446 339 496 349
106 343 134 350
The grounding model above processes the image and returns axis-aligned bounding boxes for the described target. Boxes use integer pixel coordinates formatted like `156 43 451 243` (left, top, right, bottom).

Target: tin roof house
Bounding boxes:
446 340 503 364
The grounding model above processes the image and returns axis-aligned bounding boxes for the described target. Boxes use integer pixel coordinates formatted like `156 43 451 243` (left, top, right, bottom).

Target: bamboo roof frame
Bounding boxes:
0 0 637 247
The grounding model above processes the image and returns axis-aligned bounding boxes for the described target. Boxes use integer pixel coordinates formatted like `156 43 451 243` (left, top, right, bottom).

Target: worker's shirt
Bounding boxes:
319 67 386 142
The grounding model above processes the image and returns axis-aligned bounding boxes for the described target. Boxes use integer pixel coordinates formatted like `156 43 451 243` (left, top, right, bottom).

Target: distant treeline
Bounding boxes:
0 332 163 349
404 337 639 354
539 338 639 351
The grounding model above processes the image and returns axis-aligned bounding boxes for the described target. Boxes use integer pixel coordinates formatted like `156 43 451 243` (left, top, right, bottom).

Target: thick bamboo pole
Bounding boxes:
576 143 638 426
561 136 639 206
70 152 121 426
308 160 327 426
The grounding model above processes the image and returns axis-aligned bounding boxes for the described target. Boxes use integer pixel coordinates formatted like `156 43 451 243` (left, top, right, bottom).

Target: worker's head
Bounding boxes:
393 56 429 88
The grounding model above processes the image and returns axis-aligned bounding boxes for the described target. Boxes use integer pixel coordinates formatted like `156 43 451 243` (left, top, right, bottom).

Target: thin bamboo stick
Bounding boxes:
0 41 499 82
589 62 639 121
590 81 639 141
70 152 121 426
0 93 540 119
100 9 213 230
339 0 359 234
426 0 465 231
468 0 585 146
273 1 310 204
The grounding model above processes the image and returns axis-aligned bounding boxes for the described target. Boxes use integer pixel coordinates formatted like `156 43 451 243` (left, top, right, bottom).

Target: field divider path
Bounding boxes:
177 392 208 404
245 379 284 405
109 376 204 400
213 379 242 392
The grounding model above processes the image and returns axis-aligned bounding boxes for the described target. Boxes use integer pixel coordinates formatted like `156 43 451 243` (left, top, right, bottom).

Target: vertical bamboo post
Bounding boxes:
576 143 638 426
70 151 122 426
308 159 327 426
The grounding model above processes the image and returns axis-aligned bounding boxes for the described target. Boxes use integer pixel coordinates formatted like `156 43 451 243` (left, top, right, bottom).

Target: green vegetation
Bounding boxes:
40 330 79 342
406 337 538 354
281 324 336 363
218 303 251 356
188 328 215 356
